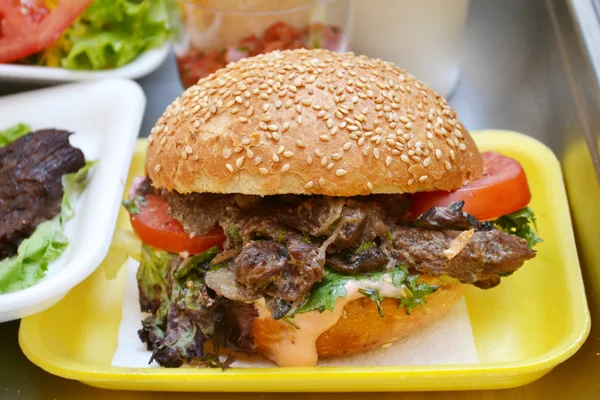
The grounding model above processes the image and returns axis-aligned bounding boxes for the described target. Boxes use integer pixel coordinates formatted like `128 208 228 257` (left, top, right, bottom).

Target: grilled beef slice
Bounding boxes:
0 129 85 259
391 227 535 289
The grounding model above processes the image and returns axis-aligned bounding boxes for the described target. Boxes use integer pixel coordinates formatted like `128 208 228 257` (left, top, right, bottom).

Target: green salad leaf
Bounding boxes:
0 123 31 146
31 0 169 70
294 265 439 316
137 243 176 313
491 207 542 249
0 124 94 294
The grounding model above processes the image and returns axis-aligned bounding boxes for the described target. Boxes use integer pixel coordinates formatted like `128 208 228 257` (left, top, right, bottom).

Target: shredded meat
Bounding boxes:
414 201 492 231
277 196 345 236
328 247 389 275
164 192 238 236
159 190 535 306
233 241 289 293
0 129 85 259
391 227 535 288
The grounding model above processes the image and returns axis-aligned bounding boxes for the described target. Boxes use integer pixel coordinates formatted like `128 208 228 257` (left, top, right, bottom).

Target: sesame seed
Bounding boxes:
277 145 284 154
295 140 306 148
326 119 334 129
282 122 290 132
239 117 248 123
267 124 279 132
373 148 380 159
260 93 269 100
160 136 167 146
319 178 326 187
225 164 234 173
332 153 342 160
254 155 263 165
281 164 290 172
459 143 467 151
272 154 280 162
401 154 410 163
347 125 358 131
330 126 338 135
247 149 254 158
449 149 456 160
283 151 294 158
320 156 328 166
444 161 452 170
419 175 429 182
297 116 303 124
305 181 314 189
223 148 232 159
307 155 313 165
336 169 347 176
236 156 245 168
367 182 373 190
234 146 243 153
343 142 352 151
154 164 162 172
185 145 193 154
320 135 330 142
386 156 392 166
423 157 431 167
435 149 442 159
241 138 251 145
259 167 269 175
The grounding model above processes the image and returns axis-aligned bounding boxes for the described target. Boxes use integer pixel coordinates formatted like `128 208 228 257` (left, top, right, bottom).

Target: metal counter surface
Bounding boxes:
1 0 599 398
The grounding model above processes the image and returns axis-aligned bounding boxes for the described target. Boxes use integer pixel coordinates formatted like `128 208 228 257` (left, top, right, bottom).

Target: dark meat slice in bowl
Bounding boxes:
0 129 85 259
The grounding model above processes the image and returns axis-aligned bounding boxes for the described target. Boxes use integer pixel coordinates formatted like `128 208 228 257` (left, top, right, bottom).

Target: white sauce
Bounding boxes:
255 276 409 367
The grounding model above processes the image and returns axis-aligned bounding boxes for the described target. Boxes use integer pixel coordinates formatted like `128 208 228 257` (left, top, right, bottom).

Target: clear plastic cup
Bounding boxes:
169 0 354 88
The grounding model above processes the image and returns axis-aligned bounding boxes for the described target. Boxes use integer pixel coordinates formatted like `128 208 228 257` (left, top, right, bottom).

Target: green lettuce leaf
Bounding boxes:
294 265 439 316
30 0 169 70
0 123 31 147
492 207 542 249
137 243 176 313
0 160 94 293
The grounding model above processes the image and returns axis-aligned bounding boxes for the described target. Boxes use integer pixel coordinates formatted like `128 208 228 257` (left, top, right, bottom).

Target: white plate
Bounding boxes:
0 44 169 85
0 79 146 322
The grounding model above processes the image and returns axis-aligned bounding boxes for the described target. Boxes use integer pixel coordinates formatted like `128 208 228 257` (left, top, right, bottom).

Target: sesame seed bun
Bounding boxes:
146 49 483 196
252 277 465 365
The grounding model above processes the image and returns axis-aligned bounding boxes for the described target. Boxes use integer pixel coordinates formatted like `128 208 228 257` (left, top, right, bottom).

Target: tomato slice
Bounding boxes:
130 194 225 254
0 0 92 63
410 152 532 221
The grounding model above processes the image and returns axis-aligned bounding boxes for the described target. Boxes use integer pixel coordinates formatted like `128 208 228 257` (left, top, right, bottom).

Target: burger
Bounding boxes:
123 49 540 368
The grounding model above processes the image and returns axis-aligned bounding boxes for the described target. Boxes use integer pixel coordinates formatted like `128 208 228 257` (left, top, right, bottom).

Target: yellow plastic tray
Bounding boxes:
18 131 590 392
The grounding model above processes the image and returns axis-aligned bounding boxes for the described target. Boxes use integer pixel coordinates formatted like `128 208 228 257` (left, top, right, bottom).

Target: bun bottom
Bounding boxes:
251 277 465 365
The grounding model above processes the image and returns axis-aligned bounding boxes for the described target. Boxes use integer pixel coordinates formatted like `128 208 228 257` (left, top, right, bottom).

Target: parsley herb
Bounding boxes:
491 207 542 249
294 265 439 317
354 241 376 254
227 224 243 246
358 288 385 317
122 196 147 215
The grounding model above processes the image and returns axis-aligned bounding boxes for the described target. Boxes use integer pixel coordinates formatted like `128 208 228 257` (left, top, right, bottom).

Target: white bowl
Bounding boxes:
0 79 145 322
0 44 169 84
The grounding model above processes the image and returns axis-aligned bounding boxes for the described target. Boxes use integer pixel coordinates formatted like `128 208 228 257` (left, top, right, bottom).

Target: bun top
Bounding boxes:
146 49 483 196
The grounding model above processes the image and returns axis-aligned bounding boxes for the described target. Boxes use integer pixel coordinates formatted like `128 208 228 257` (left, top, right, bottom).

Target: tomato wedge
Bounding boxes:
0 0 92 63
410 152 532 221
130 194 225 254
